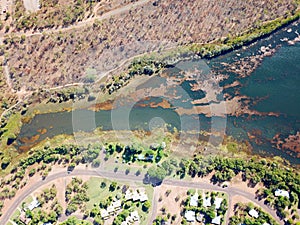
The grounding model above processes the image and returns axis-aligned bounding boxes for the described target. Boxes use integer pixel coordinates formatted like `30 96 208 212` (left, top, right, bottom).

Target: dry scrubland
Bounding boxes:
0 0 298 94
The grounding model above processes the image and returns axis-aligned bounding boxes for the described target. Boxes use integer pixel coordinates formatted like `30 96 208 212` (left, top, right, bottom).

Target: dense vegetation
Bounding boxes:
104 142 166 164
65 177 89 215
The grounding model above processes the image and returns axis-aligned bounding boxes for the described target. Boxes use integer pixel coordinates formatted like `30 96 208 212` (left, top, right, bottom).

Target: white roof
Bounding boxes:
139 193 148 202
123 210 140 224
190 192 199 207
131 210 140 220
275 189 290 198
28 198 40 211
125 190 133 200
214 197 223 209
125 189 148 202
107 205 115 213
262 223 270 225
212 215 221 225
249 209 259 218
203 197 211 207
100 209 109 218
184 210 196 222
112 200 122 208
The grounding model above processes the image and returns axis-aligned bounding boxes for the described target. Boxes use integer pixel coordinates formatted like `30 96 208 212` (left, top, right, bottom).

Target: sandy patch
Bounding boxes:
154 184 190 224
230 173 264 196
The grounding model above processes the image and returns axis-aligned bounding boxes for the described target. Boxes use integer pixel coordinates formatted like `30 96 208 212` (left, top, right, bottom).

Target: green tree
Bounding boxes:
147 166 167 185
1 157 11 169
142 200 151 212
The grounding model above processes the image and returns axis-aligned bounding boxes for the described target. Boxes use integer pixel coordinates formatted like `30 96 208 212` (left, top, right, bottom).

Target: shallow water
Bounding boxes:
17 21 300 164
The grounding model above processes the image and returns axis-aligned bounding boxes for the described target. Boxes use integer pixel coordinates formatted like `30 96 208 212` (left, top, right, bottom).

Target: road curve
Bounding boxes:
0 169 282 225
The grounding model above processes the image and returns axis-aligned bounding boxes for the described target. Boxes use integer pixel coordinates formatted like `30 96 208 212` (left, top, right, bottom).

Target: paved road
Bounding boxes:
0 168 283 225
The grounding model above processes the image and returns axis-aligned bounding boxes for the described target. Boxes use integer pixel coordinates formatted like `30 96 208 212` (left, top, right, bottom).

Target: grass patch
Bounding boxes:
10 208 21 221
0 112 22 147
86 177 118 210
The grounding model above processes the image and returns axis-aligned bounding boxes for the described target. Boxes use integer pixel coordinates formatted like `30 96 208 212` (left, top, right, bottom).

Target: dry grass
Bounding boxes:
1 0 297 93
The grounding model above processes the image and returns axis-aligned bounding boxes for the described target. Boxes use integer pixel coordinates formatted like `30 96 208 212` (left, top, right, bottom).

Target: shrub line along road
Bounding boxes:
0 168 283 225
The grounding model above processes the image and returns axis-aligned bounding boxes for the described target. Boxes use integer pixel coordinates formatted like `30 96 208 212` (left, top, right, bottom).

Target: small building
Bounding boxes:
125 189 148 202
27 198 40 211
184 210 196 222
190 192 199 207
107 205 115 214
274 189 290 198
139 191 149 202
137 154 145 160
203 197 211 207
100 209 109 219
214 197 223 209
132 190 141 201
130 210 140 222
122 210 140 224
212 215 221 225
112 200 122 210
262 223 270 225
20 211 31 224
248 209 259 218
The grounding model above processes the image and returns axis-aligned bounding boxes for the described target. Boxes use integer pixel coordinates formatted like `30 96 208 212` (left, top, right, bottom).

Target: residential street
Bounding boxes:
0 168 283 225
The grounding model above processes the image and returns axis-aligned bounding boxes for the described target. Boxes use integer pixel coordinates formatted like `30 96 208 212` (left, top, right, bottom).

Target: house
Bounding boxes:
125 189 148 202
190 192 199 207
248 209 259 218
130 210 140 222
111 200 122 210
20 211 31 224
132 190 141 201
125 189 133 200
139 191 149 202
203 197 211 207
275 189 290 198
100 209 109 219
137 154 145 160
262 223 270 225
27 198 40 211
121 210 140 225
184 210 196 222
107 205 115 214
214 197 223 209
212 215 221 225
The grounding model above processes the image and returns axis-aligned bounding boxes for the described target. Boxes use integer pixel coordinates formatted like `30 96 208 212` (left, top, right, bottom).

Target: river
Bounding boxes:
17 21 300 164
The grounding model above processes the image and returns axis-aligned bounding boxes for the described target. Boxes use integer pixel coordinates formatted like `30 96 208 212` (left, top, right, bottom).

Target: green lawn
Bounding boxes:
10 208 21 221
86 177 118 210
